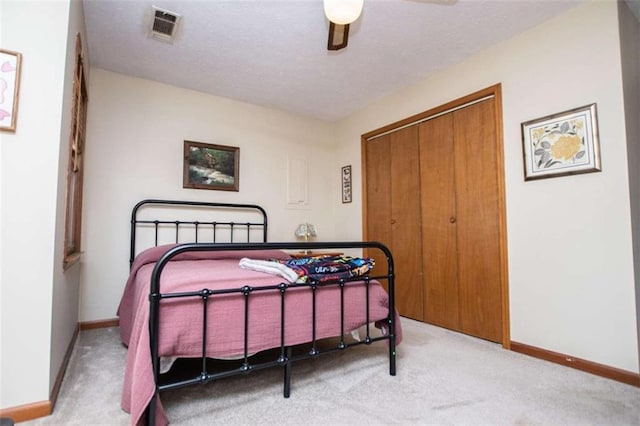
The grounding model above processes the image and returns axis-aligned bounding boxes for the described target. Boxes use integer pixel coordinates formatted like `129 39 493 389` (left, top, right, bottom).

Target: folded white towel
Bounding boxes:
238 258 300 283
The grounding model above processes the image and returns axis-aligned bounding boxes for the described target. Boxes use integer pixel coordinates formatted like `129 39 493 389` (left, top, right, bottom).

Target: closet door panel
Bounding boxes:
390 126 423 321
365 136 392 288
419 115 460 330
453 99 502 342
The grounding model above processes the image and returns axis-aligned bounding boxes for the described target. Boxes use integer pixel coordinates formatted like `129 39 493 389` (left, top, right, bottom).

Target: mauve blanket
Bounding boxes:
118 244 400 426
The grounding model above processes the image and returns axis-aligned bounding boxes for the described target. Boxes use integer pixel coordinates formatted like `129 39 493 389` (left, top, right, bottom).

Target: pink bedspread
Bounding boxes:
118 245 400 426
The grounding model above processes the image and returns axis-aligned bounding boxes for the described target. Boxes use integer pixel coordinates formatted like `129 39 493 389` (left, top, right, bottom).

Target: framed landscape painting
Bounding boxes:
183 140 239 191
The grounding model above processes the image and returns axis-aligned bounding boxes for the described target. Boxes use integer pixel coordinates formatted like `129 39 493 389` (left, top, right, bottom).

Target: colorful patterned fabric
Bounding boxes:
276 255 375 283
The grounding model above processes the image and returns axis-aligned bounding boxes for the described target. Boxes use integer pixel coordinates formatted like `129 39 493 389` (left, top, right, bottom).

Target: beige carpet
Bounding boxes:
23 318 640 425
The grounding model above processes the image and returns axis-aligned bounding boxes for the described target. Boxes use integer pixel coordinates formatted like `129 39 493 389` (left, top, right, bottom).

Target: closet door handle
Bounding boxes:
391 219 397 225
449 216 456 224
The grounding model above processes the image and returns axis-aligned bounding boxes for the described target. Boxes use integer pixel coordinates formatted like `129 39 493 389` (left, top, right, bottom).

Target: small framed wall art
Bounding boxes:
521 103 601 181
341 165 352 203
0 49 22 132
183 140 240 191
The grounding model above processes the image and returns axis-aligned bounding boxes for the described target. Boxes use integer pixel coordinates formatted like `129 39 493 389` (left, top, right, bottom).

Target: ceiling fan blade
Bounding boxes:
404 0 456 3
327 22 350 51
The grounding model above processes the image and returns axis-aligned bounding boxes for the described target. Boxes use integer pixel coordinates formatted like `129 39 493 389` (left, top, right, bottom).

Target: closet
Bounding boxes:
363 85 507 344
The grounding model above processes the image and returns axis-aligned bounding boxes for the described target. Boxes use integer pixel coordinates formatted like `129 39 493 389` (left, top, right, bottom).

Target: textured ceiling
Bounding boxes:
84 0 591 122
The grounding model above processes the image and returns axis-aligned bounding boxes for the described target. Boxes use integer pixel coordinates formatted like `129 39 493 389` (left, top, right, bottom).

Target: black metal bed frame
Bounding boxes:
130 199 396 425
130 199 269 267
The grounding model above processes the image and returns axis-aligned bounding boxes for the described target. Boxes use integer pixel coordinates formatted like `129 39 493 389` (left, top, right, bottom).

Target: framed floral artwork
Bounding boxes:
0 49 22 132
521 103 601 181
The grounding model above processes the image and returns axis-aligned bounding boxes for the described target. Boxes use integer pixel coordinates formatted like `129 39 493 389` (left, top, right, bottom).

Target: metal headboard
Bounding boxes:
130 199 268 267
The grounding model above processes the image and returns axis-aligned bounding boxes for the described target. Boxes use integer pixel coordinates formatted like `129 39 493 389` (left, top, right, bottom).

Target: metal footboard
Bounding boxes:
145 241 396 426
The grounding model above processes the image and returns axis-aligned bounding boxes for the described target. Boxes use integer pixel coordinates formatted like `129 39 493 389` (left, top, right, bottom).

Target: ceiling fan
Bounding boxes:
324 0 363 50
324 0 455 51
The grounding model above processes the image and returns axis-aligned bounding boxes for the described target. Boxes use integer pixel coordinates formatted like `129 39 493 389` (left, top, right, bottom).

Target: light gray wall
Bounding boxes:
618 0 640 368
50 0 88 394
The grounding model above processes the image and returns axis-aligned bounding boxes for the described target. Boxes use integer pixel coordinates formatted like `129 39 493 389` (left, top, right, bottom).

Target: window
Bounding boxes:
63 33 88 268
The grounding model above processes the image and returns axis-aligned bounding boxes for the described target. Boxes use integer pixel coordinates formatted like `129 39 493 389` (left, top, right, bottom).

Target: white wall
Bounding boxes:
80 69 337 321
0 0 78 409
336 0 638 373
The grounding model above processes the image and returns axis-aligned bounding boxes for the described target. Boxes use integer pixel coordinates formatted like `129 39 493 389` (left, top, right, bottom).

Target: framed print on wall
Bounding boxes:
0 49 22 132
341 165 352 203
183 140 240 191
521 103 601 181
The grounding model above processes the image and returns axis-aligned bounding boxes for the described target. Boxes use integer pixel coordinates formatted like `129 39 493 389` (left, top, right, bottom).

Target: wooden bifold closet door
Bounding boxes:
363 88 506 344
418 112 459 330
419 98 502 343
365 125 423 321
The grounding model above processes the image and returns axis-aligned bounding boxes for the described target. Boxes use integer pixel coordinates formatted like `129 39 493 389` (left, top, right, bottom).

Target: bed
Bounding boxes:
118 199 400 425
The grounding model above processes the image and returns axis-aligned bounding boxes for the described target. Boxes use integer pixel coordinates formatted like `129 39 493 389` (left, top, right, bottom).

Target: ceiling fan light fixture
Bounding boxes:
323 0 364 25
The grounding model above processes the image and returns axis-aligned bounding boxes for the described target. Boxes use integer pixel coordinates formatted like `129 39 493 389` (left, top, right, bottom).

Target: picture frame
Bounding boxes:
0 49 22 132
183 140 239 191
521 103 600 181
341 165 352 203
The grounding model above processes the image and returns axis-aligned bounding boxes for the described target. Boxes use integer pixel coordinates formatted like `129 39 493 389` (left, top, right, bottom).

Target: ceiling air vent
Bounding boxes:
149 6 180 43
